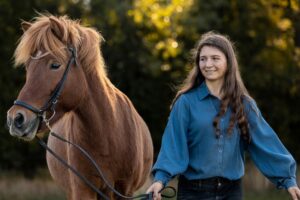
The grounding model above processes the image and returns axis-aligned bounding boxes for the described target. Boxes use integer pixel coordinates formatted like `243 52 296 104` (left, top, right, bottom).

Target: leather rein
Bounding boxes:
13 47 176 200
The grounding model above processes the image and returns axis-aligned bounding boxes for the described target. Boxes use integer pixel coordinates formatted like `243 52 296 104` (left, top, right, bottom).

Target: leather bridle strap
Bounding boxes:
14 47 76 118
13 100 42 115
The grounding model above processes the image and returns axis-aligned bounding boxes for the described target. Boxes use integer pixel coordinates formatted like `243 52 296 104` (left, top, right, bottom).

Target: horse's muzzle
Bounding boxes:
7 110 40 141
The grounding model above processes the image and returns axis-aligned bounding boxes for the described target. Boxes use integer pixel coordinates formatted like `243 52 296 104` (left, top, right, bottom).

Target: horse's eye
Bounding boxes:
50 63 61 70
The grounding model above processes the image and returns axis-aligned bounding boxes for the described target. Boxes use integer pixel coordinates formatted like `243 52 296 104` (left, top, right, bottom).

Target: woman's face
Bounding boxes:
199 45 227 83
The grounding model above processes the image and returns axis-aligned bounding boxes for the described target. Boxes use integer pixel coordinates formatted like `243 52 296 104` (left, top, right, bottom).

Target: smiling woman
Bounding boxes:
146 32 300 200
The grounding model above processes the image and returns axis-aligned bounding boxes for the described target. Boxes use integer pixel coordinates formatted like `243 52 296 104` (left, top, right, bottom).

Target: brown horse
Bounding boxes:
6 14 153 200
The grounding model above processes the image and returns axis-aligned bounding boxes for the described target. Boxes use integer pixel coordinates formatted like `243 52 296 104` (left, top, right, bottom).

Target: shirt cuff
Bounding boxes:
277 177 298 189
285 177 298 189
153 170 171 187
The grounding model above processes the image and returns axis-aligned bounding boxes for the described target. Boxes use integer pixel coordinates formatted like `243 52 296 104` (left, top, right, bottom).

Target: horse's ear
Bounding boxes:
21 21 31 32
49 16 65 42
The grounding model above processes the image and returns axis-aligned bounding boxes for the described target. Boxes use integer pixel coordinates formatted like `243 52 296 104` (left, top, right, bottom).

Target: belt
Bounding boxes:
179 176 239 187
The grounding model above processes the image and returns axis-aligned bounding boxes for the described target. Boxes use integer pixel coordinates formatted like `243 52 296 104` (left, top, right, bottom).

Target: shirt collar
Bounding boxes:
197 81 211 100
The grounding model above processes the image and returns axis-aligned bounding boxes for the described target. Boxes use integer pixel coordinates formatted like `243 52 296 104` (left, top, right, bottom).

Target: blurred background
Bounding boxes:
0 0 299 199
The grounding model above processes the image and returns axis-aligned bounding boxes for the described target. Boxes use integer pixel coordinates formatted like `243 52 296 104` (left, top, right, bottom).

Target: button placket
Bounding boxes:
218 118 225 171
217 136 223 172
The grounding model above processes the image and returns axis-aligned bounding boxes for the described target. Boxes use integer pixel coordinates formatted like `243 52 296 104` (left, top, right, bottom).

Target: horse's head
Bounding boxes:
6 15 104 141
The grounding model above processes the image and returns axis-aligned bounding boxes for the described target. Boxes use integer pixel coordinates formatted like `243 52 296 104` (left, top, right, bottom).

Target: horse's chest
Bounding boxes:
46 134 71 189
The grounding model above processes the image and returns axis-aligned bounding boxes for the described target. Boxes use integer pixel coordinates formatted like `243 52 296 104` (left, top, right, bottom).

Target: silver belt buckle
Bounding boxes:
217 179 222 187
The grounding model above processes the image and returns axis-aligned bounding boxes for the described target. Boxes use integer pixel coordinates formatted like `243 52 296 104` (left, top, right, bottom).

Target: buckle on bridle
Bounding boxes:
41 109 56 129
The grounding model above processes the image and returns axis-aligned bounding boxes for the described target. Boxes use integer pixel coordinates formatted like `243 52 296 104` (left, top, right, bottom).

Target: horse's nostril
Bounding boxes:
14 113 25 129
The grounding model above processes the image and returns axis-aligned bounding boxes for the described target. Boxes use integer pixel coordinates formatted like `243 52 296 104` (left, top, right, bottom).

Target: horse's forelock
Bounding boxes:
14 15 75 65
15 16 63 65
14 14 107 78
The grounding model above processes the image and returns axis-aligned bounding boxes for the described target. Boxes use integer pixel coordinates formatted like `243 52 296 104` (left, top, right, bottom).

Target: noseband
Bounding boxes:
14 47 76 124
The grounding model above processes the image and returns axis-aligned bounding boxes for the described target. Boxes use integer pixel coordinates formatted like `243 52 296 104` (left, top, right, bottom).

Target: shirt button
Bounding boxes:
219 149 222 153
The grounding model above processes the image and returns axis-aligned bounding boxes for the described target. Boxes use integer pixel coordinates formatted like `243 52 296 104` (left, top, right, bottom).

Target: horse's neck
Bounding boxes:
69 72 117 154
76 73 116 131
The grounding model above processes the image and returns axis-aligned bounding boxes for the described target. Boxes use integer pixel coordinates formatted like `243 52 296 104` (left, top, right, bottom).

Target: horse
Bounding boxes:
6 14 153 200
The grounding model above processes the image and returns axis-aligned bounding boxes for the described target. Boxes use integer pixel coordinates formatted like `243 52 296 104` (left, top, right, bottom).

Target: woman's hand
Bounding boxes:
288 186 300 200
146 181 164 200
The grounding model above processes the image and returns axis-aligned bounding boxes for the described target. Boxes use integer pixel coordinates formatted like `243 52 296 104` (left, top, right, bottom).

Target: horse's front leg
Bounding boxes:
69 180 95 200
68 152 114 199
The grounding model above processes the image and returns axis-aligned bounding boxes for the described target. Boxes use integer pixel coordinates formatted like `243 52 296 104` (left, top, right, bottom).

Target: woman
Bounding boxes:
146 32 300 200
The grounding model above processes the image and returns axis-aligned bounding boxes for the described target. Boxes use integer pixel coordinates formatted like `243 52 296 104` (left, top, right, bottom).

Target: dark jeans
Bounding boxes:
177 176 242 200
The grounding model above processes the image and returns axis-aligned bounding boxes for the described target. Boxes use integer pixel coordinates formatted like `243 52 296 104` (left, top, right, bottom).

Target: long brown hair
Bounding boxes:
173 31 251 142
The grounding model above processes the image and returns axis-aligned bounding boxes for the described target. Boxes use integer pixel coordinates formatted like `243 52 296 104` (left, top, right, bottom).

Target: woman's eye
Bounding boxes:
50 63 61 69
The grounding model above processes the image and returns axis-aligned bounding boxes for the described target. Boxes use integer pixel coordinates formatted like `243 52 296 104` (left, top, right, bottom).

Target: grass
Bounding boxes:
0 169 65 200
244 190 290 200
0 168 293 200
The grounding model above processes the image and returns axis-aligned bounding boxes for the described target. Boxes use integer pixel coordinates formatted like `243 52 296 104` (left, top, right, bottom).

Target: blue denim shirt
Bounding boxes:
153 82 297 189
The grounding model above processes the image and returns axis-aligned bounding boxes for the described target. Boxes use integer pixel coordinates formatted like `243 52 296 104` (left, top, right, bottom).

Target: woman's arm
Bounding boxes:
152 95 190 186
245 99 298 189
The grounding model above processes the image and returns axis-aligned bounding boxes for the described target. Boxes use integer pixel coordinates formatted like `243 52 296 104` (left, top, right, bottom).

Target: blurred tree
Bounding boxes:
86 0 175 149
128 0 300 160
0 0 299 176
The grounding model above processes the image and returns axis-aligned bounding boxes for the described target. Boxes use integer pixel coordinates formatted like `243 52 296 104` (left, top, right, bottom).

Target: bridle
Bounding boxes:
12 47 176 199
14 47 76 125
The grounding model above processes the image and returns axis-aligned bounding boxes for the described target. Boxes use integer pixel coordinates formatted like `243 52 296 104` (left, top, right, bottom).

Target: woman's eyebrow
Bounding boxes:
200 54 222 57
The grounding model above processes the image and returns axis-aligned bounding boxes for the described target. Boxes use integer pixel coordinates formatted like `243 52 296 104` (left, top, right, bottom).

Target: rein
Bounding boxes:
37 123 176 199
13 47 176 199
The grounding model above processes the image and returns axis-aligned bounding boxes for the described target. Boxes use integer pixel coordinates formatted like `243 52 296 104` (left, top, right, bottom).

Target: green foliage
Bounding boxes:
0 0 300 175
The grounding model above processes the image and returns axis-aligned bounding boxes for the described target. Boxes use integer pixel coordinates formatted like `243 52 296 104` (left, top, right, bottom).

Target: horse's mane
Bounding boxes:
14 14 107 77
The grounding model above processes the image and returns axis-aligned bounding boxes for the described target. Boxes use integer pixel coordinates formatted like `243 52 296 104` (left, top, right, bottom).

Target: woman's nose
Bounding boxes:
205 59 214 67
